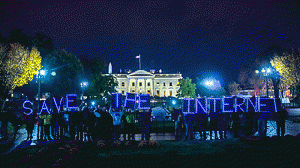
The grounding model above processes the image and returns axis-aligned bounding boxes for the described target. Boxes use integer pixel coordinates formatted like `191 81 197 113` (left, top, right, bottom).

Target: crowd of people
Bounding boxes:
0 101 288 142
22 105 153 142
175 107 288 141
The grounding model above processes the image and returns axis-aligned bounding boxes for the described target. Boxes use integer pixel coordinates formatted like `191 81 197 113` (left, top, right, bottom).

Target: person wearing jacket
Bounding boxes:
39 112 52 140
126 109 136 140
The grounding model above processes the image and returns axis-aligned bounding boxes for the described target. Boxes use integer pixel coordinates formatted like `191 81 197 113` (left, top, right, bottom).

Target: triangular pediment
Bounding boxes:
128 70 154 77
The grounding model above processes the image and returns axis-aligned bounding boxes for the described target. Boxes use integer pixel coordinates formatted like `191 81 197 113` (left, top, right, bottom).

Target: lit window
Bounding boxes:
157 91 159 96
132 90 135 93
148 90 150 94
177 82 180 86
170 91 172 97
164 91 166 96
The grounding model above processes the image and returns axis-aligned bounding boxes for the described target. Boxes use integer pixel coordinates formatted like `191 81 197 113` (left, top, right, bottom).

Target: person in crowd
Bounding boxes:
103 108 113 142
140 110 147 140
277 105 287 137
218 111 228 140
51 109 60 140
121 108 128 140
39 112 52 140
93 106 101 141
143 108 151 141
209 110 219 140
24 112 37 141
82 106 90 141
111 108 122 140
87 107 96 141
196 111 208 141
245 111 256 137
58 110 66 140
37 112 44 140
77 109 85 141
126 109 136 140
232 111 240 138
184 113 194 140
175 110 184 140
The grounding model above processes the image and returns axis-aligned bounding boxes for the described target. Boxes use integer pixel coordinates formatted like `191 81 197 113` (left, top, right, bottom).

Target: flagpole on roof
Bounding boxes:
136 54 141 70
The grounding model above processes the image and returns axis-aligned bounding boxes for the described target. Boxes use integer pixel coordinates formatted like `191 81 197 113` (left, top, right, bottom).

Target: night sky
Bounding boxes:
1 0 300 88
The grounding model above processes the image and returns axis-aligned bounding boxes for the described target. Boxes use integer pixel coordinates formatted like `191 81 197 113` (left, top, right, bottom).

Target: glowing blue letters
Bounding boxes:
111 93 151 109
22 94 78 115
124 93 137 109
111 93 122 109
53 96 64 113
66 94 77 109
23 100 33 115
182 97 281 114
38 100 50 115
138 94 150 110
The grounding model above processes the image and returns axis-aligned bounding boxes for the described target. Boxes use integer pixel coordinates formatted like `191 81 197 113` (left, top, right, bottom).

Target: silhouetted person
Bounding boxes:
196 112 208 140
103 108 113 142
121 109 128 140
111 108 122 140
184 113 194 140
24 112 37 141
277 106 287 137
87 108 96 141
126 109 136 140
175 110 184 140
144 109 151 141
232 112 240 138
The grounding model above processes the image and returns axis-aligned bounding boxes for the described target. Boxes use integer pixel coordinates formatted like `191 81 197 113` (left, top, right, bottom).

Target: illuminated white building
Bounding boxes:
104 68 182 97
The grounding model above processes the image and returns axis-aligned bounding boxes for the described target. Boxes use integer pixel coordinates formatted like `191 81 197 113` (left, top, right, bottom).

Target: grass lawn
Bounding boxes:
1 137 300 167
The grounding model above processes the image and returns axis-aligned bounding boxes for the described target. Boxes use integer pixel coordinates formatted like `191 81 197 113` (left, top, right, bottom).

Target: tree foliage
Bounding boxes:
87 74 118 99
177 77 196 98
0 43 41 93
227 81 240 96
43 50 84 96
270 52 300 86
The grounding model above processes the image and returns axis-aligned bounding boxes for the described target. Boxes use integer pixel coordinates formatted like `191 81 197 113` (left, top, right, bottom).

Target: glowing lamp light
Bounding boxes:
40 70 46 76
172 100 176 105
51 71 56 76
205 80 213 86
92 101 95 106
81 82 88 87
267 68 271 73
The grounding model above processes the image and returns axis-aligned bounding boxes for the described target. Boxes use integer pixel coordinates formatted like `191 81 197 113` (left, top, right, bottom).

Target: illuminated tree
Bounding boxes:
270 51 300 97
0 43 41 113
177 77 196 98
270 52 300 86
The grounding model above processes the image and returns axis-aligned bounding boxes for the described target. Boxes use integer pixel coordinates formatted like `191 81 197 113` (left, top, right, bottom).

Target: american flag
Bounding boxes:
136 54 140 59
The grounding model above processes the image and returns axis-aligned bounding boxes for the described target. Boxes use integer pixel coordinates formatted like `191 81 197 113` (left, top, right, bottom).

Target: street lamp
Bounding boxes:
80 82 88 100
37 70 46 112
255 68 272 97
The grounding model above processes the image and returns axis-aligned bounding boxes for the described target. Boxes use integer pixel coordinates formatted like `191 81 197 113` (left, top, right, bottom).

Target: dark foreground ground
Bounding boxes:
1 135 300 168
